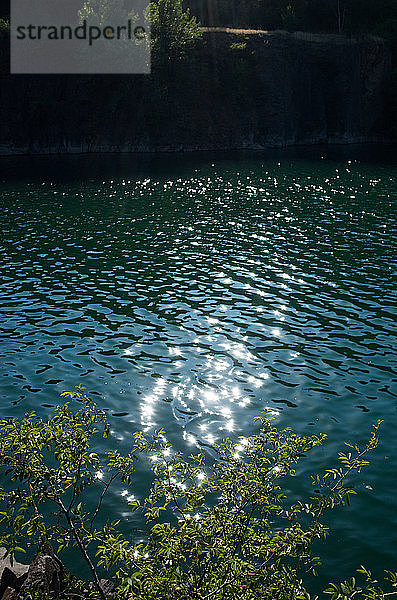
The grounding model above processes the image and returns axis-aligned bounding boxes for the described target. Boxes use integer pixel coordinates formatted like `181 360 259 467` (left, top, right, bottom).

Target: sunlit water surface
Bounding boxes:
0 147 396 593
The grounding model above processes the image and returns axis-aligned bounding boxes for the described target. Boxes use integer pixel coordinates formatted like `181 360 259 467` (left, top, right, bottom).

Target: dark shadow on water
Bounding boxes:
0 143 396 184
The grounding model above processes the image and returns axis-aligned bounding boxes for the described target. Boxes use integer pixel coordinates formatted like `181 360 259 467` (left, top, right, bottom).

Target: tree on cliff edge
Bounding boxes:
151 0 201 63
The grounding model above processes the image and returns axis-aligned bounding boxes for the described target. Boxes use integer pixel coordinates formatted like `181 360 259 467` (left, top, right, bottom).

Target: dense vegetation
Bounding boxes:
0 390 396 599
185 0 397 36
2 0 397 36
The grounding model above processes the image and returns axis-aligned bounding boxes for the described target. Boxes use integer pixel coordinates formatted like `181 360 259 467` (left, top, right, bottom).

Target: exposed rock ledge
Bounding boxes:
0 546 115 599
0 136 390 157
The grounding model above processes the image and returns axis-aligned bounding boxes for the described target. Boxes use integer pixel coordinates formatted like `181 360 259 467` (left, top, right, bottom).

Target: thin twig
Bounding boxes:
56 497 106 600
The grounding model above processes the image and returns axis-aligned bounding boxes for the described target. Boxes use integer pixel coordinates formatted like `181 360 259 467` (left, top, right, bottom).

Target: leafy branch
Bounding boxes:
0 394 395 600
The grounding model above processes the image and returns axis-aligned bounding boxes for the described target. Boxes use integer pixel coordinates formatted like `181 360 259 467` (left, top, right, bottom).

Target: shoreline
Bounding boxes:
0 137 393 158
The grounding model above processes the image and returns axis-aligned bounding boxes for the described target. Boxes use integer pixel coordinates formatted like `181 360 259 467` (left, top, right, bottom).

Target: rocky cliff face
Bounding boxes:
0 30 391 154
0 545 115 599
200 30 390 148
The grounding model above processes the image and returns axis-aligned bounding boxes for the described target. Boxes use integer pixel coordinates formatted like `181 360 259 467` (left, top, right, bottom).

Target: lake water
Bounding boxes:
0 146 396 593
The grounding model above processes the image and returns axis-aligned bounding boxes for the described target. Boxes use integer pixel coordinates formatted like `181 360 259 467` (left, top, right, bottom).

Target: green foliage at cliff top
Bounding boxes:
185 0 397 37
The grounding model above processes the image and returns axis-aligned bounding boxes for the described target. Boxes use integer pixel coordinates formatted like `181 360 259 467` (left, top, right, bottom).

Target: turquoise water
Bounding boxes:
0 147 396 592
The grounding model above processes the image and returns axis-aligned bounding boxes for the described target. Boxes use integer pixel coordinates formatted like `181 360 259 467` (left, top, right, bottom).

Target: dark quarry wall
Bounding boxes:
0 30 391 154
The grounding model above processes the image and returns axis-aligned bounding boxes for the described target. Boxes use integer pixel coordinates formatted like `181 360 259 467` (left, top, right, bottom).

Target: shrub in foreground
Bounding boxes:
0 389 395 600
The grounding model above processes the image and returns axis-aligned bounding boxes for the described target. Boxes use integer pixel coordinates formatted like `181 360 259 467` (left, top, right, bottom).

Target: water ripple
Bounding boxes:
0 152 396 582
